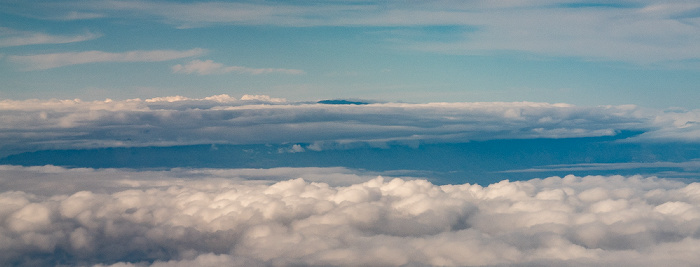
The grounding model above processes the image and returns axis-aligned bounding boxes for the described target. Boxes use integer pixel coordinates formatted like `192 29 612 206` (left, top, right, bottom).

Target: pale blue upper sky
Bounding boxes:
1 0 700 108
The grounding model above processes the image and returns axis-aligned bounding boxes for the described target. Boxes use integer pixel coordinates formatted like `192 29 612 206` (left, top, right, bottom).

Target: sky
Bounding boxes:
1 0 700 107
3 1 700 266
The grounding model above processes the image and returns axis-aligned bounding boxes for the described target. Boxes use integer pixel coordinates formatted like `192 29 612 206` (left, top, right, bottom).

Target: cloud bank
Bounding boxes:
2 165 700 266
1 94 700 155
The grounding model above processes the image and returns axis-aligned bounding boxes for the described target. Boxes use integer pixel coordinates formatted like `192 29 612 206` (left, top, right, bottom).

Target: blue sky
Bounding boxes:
2 0 700 108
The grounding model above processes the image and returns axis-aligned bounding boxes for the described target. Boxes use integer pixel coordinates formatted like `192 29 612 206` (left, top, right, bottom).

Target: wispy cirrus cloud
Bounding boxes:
52 10 105 20
172 59 304 75
503 160 700 173
40 0 699 64
0 27 101 48
84 0 370 28
409 3 700 64
0 0 105 21
7 1 699 64
8 48 206 70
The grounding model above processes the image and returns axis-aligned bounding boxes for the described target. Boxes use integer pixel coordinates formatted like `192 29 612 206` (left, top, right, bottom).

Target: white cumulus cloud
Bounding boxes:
1 165 700 266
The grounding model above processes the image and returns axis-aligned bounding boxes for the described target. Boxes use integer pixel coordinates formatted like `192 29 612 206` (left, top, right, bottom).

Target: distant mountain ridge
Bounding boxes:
317 99 369 105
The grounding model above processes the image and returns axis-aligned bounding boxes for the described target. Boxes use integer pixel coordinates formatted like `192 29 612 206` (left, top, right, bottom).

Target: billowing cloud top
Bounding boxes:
2 165 700 266
0 94 699 155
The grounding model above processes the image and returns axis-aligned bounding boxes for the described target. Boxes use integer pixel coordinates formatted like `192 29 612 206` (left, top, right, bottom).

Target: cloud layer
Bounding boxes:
2 165 700 266
1 94 699 155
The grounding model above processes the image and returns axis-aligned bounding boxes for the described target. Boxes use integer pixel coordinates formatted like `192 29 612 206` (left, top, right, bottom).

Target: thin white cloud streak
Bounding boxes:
85 0 370 28
2 165 700 266
172 60 304 75
61 0 700 64
0 1 105 21
0 27 101 48
502 160 700 173
2 95 700 154
54 11 105 20
8 48 206 70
